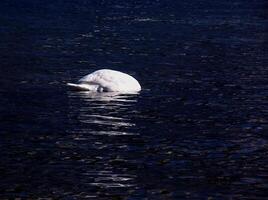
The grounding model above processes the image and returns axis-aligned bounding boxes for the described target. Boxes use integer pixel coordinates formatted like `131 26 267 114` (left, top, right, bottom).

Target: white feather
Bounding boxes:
67 69 141 92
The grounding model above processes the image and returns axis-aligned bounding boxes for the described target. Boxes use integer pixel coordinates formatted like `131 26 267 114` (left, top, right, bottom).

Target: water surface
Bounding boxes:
0 0 268 199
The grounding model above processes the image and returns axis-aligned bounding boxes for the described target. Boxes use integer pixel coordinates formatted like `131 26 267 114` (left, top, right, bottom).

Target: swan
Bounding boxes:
67 69 141 92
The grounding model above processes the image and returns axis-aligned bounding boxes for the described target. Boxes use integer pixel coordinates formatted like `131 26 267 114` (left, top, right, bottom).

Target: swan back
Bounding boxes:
69 69 141 92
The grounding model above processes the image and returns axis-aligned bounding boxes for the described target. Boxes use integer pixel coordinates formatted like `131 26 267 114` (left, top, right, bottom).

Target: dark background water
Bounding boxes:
1 0 268 199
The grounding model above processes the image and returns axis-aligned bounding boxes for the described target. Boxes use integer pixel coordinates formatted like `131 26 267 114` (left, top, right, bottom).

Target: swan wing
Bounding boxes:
78 69 141 92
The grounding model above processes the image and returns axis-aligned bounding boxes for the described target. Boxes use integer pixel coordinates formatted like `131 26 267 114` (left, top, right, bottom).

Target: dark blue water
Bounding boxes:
1 0 268 199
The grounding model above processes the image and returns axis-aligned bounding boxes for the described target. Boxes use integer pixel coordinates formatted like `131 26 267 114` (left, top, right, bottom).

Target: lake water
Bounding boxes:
0 0 268 199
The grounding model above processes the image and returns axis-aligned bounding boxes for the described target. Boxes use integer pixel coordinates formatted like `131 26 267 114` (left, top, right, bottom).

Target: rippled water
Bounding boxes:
0 0 268 199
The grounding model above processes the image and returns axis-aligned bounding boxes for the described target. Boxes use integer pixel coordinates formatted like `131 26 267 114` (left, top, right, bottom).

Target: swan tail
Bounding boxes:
67 83 91 91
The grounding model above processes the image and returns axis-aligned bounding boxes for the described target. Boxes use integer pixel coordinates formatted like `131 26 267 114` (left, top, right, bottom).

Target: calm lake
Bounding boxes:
0 0 268 199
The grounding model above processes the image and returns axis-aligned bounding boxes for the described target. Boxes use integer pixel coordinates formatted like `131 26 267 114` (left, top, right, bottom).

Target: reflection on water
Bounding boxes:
63 91 139 193
70 91 140 102
67 91 139 135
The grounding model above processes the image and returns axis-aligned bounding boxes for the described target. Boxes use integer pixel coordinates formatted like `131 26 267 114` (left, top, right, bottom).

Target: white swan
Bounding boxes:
67 69 141 92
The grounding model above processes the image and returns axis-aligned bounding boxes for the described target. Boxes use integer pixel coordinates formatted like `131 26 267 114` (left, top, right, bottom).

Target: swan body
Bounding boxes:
67 69 141 92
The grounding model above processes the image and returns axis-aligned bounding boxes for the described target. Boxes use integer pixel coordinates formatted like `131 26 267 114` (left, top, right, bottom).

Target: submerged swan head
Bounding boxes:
67 69 141 93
